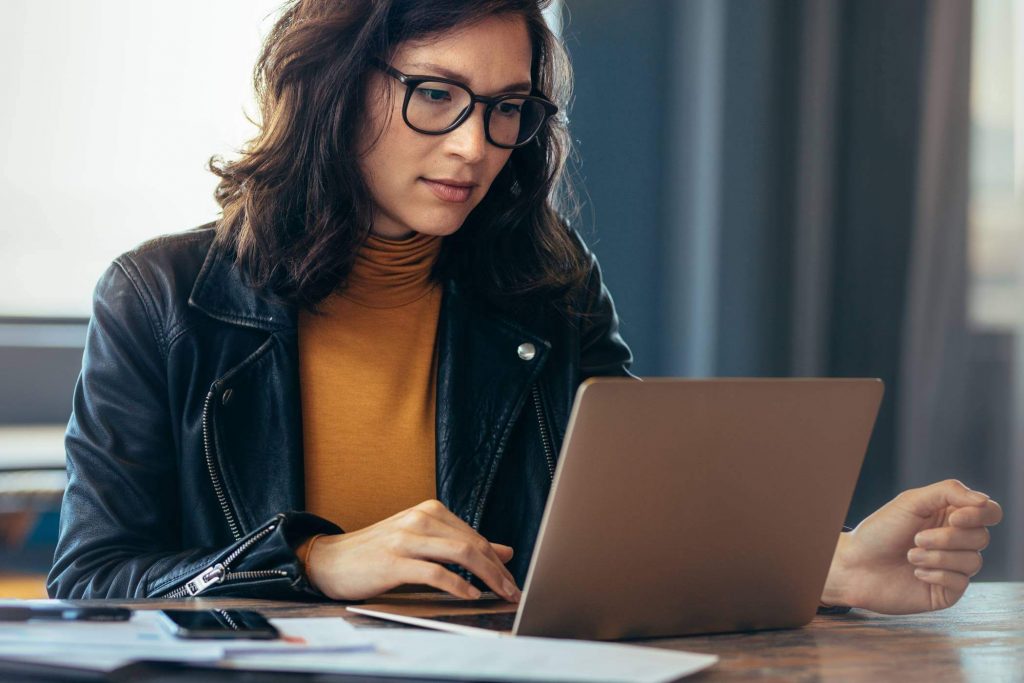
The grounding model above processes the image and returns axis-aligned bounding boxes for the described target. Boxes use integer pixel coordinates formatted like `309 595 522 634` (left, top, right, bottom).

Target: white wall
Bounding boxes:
0 0 282 317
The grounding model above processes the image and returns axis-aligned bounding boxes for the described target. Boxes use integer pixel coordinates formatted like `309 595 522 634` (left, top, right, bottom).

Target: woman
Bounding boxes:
49 0 1001 614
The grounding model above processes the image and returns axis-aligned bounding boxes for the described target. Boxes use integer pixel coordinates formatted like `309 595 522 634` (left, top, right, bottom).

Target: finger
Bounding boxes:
907 548 983 577
409 501 519 587
400 534 520 602
899 480 990 518
904 480 990 514
402 513 518 590
915 525 989 551
913 568 970 598
491 543 515 562
417 501 514 561
949 500 1003 528
400 559 482 600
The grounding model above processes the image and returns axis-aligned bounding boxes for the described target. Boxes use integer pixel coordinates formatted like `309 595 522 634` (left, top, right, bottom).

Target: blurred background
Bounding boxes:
0 0 1021 597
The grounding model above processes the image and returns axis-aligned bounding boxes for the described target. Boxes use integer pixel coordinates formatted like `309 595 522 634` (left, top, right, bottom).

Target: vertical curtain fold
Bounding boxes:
896 2 974 488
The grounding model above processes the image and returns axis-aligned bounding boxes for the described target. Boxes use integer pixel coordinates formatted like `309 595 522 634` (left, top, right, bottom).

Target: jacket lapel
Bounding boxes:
188 239 305 532
189 236 296 332
435 279 551 529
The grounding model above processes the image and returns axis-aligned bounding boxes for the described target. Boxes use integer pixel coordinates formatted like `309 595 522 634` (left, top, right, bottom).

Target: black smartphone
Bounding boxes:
158 609 280 640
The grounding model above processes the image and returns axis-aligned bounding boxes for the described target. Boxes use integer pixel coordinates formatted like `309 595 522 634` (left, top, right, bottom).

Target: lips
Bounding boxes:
421 178 475 203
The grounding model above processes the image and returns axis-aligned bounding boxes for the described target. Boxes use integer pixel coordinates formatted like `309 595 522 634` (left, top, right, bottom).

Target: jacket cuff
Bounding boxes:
816 602 853 615
237 512 342 599
817 526 854 614
156 512 342 600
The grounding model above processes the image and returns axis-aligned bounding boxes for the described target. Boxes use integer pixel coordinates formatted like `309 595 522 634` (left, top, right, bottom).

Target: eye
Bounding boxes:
495 101 522 117
414 86 453 104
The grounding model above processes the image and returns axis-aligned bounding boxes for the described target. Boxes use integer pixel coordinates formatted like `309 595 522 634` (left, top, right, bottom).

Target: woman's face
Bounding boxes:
358 14 533 240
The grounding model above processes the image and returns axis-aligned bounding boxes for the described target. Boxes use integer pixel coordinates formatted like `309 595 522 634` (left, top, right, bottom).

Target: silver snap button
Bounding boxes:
221 388 234 406
517 343 536 361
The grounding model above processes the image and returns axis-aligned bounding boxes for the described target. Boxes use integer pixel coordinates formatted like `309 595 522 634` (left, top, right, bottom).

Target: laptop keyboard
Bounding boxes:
427 611 517 631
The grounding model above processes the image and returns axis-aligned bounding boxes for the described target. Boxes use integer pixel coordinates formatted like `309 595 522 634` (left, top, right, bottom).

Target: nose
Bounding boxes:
444 104 488 163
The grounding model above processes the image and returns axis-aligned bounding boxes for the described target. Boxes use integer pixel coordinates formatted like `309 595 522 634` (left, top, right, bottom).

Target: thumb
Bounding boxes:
900 479 989 517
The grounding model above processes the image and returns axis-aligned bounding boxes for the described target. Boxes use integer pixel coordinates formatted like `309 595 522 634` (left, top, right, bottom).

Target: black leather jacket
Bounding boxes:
47 226 633 599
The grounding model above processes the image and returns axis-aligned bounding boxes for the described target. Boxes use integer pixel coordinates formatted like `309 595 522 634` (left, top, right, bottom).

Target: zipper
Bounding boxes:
161 522 286 598
202 386 241 541
531 384 556 481
215 609 239 630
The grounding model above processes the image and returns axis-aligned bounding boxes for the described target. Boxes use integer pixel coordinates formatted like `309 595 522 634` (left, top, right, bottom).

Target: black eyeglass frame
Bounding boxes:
375 60 559 149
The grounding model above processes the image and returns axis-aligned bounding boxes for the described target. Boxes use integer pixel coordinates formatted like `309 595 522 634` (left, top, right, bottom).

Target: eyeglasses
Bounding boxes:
375 60 559 149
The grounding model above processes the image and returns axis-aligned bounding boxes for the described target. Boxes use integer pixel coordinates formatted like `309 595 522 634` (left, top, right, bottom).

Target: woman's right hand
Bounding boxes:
303 499 520 602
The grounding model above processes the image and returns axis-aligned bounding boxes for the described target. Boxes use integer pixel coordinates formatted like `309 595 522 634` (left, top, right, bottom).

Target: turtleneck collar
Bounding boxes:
338 231 443 308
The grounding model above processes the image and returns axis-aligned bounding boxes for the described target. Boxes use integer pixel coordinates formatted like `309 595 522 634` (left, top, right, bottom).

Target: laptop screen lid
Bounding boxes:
512 377 882 640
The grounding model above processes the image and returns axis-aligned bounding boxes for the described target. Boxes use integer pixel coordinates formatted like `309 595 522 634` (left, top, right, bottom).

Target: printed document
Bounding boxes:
226 627 718 682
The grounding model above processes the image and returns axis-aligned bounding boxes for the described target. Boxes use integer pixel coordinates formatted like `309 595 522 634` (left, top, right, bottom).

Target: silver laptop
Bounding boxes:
349 378 883 640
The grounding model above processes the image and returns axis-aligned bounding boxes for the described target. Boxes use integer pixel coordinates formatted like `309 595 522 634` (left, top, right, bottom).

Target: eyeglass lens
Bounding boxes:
406 81 546 147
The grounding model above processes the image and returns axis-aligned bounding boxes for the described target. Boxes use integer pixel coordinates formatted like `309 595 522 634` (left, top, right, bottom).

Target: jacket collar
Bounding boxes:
188 234 551 343
188 236 297 331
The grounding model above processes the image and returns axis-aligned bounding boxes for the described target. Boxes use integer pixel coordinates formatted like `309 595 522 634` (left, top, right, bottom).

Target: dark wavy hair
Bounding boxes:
210 0 588 314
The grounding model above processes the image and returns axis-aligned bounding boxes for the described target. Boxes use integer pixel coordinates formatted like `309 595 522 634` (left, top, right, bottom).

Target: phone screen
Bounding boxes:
158 609 280 639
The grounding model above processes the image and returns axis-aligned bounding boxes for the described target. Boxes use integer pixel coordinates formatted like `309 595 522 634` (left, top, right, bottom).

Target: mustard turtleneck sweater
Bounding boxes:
298 231 443 533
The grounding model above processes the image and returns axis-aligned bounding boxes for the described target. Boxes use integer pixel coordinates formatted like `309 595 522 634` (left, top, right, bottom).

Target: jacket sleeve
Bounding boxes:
574 234 636 380
47 259 339 600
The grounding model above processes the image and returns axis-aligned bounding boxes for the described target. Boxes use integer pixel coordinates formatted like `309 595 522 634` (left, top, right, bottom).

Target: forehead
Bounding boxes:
394 14 533 94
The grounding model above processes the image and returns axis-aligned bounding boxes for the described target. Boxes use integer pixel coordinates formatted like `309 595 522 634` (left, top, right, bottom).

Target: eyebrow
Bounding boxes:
404 62 532 94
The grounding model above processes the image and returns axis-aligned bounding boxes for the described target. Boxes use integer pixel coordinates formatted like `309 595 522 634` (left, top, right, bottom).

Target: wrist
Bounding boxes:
300 533 329 593
820 531 854 608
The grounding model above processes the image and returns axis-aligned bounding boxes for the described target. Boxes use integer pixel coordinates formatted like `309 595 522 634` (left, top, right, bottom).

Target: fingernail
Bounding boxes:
914 533 928 547
914 568 929 579
908 548 926 563
969 491 989 504
468 585 482 599
502 580 518 600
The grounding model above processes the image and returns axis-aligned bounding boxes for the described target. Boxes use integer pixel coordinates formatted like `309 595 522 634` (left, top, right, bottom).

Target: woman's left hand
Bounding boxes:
821 479 1003 614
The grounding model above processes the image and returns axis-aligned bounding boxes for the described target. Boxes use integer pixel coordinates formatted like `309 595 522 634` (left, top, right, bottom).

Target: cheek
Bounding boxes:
359 84 415 180
481 150 514 191
360 115 428 194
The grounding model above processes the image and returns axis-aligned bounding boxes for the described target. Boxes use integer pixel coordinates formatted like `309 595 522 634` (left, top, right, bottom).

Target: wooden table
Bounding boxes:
18 582 1024 682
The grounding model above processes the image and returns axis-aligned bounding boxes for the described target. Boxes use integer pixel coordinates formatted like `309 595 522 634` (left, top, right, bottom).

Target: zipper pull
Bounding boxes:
184 562 226 596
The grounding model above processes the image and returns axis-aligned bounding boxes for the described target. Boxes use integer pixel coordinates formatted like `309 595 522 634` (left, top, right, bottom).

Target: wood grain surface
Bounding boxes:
65 581 1024 682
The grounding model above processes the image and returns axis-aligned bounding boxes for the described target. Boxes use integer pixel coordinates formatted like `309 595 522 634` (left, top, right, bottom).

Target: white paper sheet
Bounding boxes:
0 612 372 672
225 627 719 683
0 609 717 681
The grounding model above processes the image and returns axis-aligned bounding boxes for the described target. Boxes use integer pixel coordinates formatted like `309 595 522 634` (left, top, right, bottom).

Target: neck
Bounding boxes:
370 220 417 241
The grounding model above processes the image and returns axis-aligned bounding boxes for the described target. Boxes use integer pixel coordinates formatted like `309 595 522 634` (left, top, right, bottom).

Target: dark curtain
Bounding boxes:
566 0 1018 578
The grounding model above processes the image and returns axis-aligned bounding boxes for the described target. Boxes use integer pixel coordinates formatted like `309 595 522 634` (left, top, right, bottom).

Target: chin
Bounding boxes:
409 210 472 237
